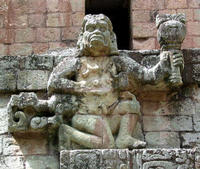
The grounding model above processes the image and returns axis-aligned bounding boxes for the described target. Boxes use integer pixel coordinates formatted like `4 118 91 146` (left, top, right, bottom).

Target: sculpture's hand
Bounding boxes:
172 51 184 72
74 81 87 93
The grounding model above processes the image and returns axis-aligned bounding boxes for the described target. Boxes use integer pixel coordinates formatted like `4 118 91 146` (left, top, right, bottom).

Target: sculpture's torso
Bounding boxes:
77 56 118 115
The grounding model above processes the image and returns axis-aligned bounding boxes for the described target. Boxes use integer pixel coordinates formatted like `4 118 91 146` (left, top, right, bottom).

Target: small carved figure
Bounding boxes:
7 14 185 151
156 14 186 86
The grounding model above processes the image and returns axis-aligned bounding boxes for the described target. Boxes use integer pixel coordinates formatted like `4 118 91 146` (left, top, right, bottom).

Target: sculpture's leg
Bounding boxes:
59 115 115 150
115 114 146 149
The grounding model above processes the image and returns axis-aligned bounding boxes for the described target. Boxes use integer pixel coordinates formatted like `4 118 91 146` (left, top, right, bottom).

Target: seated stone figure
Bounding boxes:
7 14 184 151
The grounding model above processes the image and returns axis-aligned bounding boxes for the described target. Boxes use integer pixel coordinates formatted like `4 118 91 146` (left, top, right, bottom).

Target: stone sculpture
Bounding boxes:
156 13 186 86
7 14 185 151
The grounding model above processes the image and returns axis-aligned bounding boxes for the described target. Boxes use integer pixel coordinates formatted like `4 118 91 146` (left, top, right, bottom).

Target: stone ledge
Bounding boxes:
0 48 200 92
60 148 198 169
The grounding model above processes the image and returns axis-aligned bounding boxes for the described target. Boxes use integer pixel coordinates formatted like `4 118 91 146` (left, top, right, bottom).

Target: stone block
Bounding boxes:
3 136 48 156
3 137 23 156
8 14 28 28
36 28 61 42
9 0 28 15
71 12 84 26
132 23 156 38
69 0 85 12
187 22 200 36
61 149 195 169
142 101 167 115
143 116 193 131
182 35 194 48
131 0 165 10
193 64 200 83
0 56 19 69
28 14 45 28
27 0 46 14
183 49 200 64
20 55 53 70
0 44 7 56
47 0 72 12
188 0 200 8
166 0 188 9
47 13 71 27
133 38 156 50
132 149 195 169
60 149 130 169
15 28 35 43
61 27 80 41
0 70 16 91
0 14 4 28
25 156 59 169
0 108 8 134
194 37 200 48
194 9 200 21
132 10 151 23
5 29 15 44
0 156 25 169
17 70 49 90
9 43 32 56
181 132 200 148
32 43 49 54
0 94 10 108
143 98 195 116
0 136 3 155
194 103 200 131
145 132 180 148
0 28 6 43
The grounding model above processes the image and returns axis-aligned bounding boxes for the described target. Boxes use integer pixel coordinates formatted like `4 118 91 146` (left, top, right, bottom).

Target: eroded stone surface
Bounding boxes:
60 149 130 169
7 13 185 151
145 132 180 148
17 70 49 90
143 115 193 131
60 149 195 169
25 156 59 169
0 156 25 169
181 133 200 148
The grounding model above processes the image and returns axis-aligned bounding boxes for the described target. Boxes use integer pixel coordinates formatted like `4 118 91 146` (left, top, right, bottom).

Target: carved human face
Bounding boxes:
83 19 111 56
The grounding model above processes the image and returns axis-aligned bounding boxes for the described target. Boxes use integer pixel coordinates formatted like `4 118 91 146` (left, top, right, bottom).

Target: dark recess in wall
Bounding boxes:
86 0 131 50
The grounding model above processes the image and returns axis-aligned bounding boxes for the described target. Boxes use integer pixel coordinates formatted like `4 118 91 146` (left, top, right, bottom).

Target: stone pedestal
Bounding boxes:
60 149 198 169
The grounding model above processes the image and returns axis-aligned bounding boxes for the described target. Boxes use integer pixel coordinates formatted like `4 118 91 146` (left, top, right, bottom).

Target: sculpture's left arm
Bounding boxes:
144 51 184 85
112 52 183 87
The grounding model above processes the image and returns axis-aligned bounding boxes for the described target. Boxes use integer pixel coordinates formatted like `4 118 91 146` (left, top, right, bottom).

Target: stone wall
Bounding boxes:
0 0 85 56
131 0 200 49
0 0 200 56
0 48 200 168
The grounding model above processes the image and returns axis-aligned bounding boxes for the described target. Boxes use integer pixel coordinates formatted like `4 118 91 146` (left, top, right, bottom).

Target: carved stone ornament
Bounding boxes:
7 14 185 151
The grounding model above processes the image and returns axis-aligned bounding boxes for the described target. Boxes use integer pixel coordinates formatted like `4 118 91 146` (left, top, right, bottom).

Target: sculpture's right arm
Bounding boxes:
47 57 81 95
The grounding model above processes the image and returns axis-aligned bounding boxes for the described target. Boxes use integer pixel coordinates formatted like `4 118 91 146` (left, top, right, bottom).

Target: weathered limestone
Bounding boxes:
60 149 196 169
7 14 186 151
60 149 130 169
25 156 59 169
145 132 180 148
156 13 186 87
